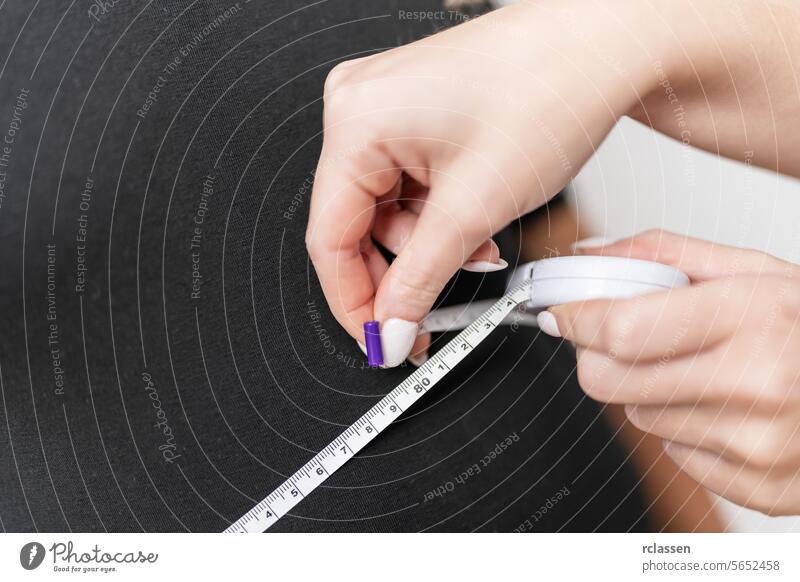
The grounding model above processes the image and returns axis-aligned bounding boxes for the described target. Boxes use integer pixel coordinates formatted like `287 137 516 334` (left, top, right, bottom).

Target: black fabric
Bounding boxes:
0 0 650 532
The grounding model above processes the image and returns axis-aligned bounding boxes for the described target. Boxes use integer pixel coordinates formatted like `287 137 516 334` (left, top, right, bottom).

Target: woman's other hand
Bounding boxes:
546 230 800 515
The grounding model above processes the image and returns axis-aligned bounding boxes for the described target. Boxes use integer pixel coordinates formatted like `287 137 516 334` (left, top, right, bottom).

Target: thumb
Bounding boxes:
373 178 511 366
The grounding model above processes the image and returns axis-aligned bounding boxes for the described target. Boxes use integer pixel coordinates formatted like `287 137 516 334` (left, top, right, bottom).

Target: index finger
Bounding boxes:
305 140 400 341
547 278 749 362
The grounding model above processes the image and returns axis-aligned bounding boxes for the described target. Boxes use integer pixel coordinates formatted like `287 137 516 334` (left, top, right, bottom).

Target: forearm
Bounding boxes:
509 0 800 175
628 0 800 176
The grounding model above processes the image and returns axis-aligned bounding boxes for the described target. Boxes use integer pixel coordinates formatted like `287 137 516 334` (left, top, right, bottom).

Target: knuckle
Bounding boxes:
739 247 767 269
629 229 668 260
756 371 791 410
304 231 323 262
637 228 670 241
739 425 784 470
388 261 442 310
782 288 800 316
638 228 667 242
788 361 800 396
575 352 613 401
323 63 381 117
600 304 639 356
775 362 800 400
322 89 351 122
774 278 800 315
323 63 351 97
322 72 364 121
459 221 495 250
517 195 540 217
437 201 496 240
733 374 776 410
718 278 762 327
575 355 598 397
729 276 759 307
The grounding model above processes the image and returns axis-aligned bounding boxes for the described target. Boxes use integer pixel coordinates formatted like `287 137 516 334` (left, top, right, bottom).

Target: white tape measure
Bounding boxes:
224 256 688 533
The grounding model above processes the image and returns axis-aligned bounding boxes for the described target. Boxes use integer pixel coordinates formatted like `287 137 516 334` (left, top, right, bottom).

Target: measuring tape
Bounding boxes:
224 256 688 533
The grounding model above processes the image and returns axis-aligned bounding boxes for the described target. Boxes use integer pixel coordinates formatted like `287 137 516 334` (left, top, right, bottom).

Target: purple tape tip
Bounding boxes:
363 320 384 367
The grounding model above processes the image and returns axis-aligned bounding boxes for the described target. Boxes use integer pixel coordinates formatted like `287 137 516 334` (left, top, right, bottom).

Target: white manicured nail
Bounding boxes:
537 311 561 338
381 318 419 367
662 440 686 457
570 236 619 253
462 258 508 273
624 404 639 424
357 342 367 356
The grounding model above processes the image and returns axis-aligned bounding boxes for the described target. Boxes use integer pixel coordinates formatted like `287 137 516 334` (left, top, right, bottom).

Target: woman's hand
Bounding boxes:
544 230 800 515
307 0 800 367
306 0 667 365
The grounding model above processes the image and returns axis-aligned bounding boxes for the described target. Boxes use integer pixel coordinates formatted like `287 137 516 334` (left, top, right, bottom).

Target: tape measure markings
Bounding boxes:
225 280 533 533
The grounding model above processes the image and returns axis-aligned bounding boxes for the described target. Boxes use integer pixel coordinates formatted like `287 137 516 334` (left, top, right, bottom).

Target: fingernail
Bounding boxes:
357 342 367 355
662 440 689 456
408 350 429 367
381 318 419 367
624 404 639 424
570 236 619 253
537 311 561 338
462 258 508 273
661 440 689 467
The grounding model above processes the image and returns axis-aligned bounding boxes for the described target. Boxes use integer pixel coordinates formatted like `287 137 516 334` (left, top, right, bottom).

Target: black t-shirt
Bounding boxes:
0 0 649 532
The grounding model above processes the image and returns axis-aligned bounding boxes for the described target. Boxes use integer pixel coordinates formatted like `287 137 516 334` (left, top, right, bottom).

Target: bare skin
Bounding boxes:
551 230 800 517
524 208 725 531
306 0 800 515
